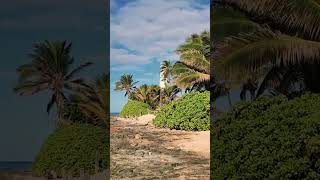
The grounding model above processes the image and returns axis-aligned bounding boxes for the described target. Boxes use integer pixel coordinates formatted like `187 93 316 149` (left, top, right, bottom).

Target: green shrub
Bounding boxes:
211 93 320 179
119 100 151 118
32 124 108 177
153 91 210 131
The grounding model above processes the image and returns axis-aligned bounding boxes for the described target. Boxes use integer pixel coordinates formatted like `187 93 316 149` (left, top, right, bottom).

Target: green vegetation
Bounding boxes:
211 93 320 179
14 40 110 176
130 84 161 109
114 32 214 131
32 124 108 177
120 100 151 118
153 91 210 131
210 1 320 178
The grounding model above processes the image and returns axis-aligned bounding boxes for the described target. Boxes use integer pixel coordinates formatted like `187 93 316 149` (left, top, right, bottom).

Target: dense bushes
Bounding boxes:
211 93 320 179
153 91 210 131
119 100 151 118
32 124 108 177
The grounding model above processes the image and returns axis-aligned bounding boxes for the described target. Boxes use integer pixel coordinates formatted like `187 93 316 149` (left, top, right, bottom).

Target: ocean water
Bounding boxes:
0 161 32 172
111 112 119 117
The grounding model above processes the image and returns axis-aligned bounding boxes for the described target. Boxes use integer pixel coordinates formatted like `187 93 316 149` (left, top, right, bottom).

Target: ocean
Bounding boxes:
0 161 32 172
111 112 119 117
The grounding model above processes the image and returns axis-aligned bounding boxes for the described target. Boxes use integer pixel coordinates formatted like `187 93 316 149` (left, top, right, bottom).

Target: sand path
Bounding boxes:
110 114 210 180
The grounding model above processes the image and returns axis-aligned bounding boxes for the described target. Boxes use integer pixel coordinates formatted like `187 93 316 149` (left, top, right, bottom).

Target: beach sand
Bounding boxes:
111 114 210 180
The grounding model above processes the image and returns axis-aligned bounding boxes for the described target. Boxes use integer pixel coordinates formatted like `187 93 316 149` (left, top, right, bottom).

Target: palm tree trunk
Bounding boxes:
56 93 66 127
159 89 163 107
227 92 232 108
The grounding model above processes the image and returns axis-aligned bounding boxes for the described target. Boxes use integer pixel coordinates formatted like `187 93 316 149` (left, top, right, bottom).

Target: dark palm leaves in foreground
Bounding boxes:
14 41 92 121
212 0 320 99
76 74 109 128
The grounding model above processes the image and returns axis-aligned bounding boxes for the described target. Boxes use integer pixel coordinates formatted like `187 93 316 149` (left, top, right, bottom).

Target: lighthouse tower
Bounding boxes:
159 69 166 89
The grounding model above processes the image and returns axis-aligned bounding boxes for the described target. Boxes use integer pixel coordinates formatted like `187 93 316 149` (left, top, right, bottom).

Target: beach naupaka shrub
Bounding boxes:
119 100 151 118
32 124 108 177
211 93 320 179
153 91 210 131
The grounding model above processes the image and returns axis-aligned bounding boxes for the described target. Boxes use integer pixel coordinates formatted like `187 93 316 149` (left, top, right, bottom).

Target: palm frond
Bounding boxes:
65 62 93 80
175 71 210 89
14 81 49 96
214 0 320 40
211 6 260 42
179 49 210 74
214 28 320 81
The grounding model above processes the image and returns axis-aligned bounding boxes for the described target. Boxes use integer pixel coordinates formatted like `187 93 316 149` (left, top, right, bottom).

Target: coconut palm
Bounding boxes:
212 0 320 98
114 74 138 98
14 40 92 121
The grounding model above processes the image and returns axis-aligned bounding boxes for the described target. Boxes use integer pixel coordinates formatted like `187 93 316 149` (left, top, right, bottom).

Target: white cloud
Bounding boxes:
110 64 144 72
111 0 209 66
110 48 150 65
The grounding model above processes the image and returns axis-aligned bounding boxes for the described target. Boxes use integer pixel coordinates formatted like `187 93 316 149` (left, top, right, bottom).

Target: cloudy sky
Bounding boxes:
0 0 107 161
110 0 210 112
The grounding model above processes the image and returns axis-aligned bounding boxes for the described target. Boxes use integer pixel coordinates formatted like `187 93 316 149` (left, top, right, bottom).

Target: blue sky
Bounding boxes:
110 0 210 112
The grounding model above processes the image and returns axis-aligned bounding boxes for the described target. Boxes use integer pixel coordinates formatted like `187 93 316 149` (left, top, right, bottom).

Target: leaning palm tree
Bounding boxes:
14 40 92 122
114 74 138 98
76 74 109 128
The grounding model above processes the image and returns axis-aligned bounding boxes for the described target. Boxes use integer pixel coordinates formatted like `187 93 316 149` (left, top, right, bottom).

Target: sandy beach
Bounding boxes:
111 114 210 180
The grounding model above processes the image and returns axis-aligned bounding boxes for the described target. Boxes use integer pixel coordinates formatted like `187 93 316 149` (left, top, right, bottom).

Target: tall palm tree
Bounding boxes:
114 74 138 98
14 40 92 122
212 0 320 98
77 74 109 128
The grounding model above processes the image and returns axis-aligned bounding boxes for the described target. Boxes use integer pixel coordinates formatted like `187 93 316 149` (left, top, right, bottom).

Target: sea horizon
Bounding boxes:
111 112 120 117
0 161 32 172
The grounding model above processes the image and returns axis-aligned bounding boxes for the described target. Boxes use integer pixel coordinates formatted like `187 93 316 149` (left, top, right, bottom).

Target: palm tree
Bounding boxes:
160 60 174 85
76 74 109 128
132 84 150 103
212 0 320 99
114 74 138 98
161 85 180 105
131 84 160 109
173 32 210 91
14 40 92 122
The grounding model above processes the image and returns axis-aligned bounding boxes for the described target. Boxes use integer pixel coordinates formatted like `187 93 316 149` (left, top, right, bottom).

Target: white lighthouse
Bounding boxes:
159 68 166 89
